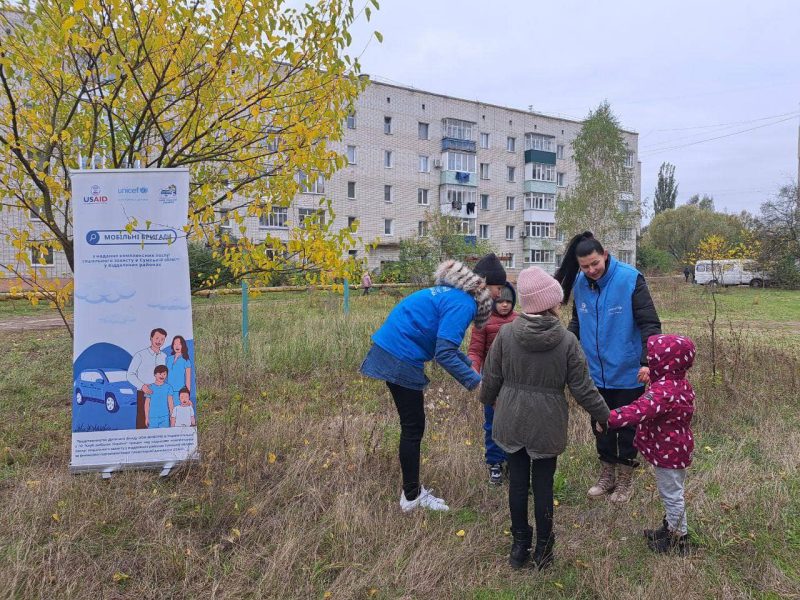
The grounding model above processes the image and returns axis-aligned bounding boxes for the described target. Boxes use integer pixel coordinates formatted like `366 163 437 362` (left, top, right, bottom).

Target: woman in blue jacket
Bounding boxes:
361 259 494 513
556 232 661 504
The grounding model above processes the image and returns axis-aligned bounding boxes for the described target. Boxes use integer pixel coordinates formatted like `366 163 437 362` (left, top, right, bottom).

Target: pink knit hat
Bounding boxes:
517 266 563 314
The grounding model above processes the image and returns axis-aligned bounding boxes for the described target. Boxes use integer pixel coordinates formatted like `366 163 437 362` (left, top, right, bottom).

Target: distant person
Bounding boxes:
171 387 197 428
360 259 493 513
606 334 696 555
167 335 192 393
127 327 167 429
468 281 518 485
555 232 661 503
472 252 507 299
480 266 610 570
683 265 692 283
144 365 174 429
361 270 373 296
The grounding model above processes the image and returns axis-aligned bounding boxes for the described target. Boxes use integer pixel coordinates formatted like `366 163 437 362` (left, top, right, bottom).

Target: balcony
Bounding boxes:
440 170 477 186
522 236 558 252
524 149 556 165
523 208 556 223
440 199 478 219
442 137 477 153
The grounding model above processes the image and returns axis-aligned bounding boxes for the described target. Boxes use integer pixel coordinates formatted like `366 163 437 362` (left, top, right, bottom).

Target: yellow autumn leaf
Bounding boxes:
455 529 466 537
554 582 564 589
323 593 332 599
61 16 76 33
268 452 277 464
112 572 130 583
51 513 60 522
73 0 85 11
231 528 241 538
553 499 560 507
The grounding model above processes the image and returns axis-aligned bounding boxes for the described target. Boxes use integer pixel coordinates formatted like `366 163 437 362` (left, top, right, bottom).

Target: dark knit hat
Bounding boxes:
473 253 507 285
498 284 514 304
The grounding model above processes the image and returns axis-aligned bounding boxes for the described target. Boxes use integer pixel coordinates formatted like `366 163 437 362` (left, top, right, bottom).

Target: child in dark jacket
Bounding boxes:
606 334 696 555
480 267 610 570
468 282 518 484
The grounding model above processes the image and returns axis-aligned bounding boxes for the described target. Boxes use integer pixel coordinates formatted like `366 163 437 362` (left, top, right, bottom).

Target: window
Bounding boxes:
346 112 356 129
555 254 563 267
446 151 476 173
419 155 429 172
527 162 555 182
298 208 325 228
457 218 476 235
418 122 429 139
418 188 429 205
384 150 393 168
625 151 635 168
507 166 516 182
418 221 429 237
524 134 554 152
260 207 288 228
506 136 516 152
556 172 566 187
619 228 635 241
349 249 358 258
347 181 356 200
525 221 555 238
479 224 490 239
526 249 555 264
480 132 490 148
619 250 633 264
384 185 393 203
29 206 42 221
500 254 515 269
299 171 324 194
480 194 489 211
347 216 357 228
506 196 516 211
443 186 477 210
479 163 490 180
30 246 54 267
619 196 634 213
442 118 474 140
346 145 357 165
556 144 564 159
219 209 233 231
384 116 392 134
384 219 394 235
505 225 515 240
524 193 555 211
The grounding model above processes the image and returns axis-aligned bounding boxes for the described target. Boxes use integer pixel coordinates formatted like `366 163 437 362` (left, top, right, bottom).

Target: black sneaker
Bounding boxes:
489 463 503 485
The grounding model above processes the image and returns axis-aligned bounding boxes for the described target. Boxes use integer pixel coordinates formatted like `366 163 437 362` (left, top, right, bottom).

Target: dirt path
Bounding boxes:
0 314 71 332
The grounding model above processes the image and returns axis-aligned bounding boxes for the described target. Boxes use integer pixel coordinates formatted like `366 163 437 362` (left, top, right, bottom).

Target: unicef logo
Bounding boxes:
139 186 148 194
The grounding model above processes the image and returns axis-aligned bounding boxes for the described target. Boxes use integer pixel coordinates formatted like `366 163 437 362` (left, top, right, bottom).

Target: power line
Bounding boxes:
645 109 800 133
640 115 798 157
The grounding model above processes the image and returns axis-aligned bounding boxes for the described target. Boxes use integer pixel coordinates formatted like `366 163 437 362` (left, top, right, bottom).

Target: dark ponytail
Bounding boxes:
554 231 605 302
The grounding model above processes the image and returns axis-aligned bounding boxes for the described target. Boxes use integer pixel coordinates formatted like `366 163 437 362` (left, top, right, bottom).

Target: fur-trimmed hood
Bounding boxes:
434 259 494 329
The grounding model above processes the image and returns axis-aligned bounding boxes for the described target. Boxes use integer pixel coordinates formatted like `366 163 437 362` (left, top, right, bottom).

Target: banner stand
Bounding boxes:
70 168 199 476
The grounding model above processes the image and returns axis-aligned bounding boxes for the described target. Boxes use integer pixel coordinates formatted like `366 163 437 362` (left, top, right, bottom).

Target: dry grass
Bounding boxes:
1 284 799 599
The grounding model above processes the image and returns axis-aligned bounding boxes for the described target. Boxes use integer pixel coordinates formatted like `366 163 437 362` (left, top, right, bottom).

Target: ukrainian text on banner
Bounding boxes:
70 168 198 472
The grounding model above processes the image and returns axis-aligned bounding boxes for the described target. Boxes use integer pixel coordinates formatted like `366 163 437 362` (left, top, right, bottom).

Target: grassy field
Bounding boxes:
1 282 799 599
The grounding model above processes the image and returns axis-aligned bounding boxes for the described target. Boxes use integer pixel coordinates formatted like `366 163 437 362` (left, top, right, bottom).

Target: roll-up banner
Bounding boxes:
70 168 198 473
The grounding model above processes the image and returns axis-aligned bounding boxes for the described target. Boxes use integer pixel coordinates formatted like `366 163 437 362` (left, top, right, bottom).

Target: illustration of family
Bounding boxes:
126 328 196 429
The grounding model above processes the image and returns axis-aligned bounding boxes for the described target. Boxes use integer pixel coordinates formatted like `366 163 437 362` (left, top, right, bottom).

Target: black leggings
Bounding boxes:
507 449 557 541
593 387 643 467
387 382 425 500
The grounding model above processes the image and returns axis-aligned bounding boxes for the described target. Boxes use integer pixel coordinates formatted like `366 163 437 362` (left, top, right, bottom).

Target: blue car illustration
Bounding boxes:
74 368 137 413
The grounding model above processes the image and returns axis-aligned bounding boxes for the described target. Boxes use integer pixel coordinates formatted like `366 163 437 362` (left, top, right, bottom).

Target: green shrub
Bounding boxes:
636 244 675 275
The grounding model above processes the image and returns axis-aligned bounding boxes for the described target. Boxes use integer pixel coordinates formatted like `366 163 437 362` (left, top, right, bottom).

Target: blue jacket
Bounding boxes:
360 285 481 390
568 256 661 390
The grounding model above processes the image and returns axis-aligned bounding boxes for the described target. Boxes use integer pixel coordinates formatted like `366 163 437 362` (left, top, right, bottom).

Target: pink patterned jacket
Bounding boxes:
608 334 696 469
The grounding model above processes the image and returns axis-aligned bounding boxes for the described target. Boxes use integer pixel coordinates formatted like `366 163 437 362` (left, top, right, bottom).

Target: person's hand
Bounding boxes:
145 417 149 428
637 366 650 385
594 421 608 434
142 384 153 395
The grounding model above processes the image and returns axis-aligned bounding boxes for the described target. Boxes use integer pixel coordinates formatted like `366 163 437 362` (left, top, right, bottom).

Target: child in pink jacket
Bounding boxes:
607 334 696 555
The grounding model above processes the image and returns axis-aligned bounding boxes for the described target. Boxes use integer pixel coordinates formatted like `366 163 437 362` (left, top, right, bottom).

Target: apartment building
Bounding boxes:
0 77 641 284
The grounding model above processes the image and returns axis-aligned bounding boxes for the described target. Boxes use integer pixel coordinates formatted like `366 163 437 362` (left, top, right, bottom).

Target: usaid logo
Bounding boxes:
84 184 108 203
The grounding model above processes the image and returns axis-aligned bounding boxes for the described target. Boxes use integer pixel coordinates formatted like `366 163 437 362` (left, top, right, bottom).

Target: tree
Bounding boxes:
0 0 378 310
687 194 715 211
758 183 799 254
555 101 635 246
644 205 748 263
653 162 677 214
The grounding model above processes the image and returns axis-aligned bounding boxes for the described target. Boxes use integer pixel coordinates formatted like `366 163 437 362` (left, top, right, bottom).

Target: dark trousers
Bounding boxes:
507 449 557 541
387 382 425 500
592 387 644 467
136 389 147 429
483 404 506 465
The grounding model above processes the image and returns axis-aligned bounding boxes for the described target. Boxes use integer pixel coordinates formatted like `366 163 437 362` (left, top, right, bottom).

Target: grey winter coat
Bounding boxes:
479 313 610 459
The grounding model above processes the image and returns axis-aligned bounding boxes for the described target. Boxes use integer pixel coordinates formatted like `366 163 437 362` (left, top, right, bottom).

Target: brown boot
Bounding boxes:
587 461 616 497
609 465 635 503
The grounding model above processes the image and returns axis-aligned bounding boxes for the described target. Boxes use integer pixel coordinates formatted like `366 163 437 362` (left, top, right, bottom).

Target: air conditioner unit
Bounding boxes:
433 159 442 169
520 231 528 239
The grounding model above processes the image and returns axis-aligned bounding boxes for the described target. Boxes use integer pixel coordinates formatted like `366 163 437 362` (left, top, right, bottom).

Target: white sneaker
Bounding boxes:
400 486 449 512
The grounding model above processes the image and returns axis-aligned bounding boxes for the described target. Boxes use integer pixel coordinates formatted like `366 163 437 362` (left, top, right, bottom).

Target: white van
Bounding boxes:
694 259 769 287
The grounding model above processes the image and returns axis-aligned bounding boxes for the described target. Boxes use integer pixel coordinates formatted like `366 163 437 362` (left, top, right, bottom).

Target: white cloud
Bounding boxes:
75 280 136 304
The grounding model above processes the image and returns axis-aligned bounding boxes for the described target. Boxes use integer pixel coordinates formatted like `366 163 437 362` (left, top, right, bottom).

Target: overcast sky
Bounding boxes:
344 0 800 219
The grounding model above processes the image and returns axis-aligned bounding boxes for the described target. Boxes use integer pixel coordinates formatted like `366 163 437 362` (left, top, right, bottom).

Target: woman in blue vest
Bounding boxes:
555 232 661 503
360 258 495 513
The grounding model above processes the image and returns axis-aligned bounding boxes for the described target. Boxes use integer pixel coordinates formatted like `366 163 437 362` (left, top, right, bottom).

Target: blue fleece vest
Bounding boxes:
573 256 642 389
